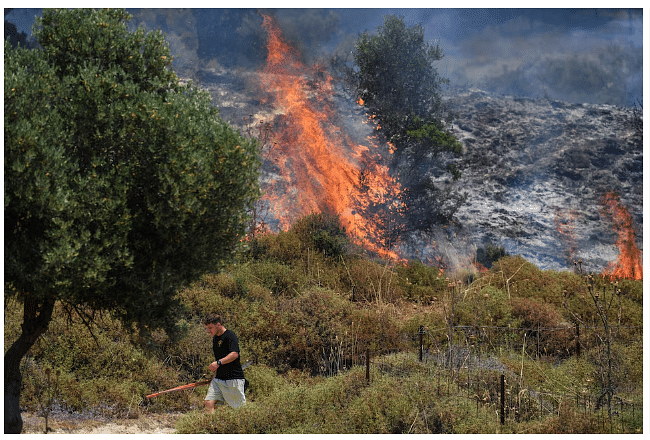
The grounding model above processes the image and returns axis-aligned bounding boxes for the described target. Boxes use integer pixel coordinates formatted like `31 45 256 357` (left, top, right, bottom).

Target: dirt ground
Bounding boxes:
21 411 183 434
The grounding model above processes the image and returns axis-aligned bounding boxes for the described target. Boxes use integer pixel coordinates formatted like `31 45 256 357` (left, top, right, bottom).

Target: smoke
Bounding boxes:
128 9 200 74
438 10 644 106
7 8 642 106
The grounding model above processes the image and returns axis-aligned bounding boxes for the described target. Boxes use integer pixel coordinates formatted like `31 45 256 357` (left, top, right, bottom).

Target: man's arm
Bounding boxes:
208 351 239 372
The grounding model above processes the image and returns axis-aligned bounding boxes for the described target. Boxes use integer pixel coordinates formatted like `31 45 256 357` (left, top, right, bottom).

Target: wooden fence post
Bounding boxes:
366 348 370 384
419 326 424 362
575 322 581 358
500 374 505 425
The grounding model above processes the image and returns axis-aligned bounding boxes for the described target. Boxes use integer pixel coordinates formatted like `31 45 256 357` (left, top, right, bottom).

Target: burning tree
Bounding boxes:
257 15 403 259
346 15 466 242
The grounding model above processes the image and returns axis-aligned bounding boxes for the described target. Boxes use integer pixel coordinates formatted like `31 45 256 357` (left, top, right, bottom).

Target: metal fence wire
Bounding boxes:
328 324 642 433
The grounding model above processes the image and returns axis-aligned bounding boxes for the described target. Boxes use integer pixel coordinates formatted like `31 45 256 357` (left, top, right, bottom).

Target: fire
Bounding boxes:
600 191 642 280
258 15 402 259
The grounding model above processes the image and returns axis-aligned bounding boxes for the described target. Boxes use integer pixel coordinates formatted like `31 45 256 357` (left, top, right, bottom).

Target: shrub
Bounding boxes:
490 256 573 307
511 297 572 357
395 260 448 303
16 303 187 415
289 212 350 260
239 260 307 297
475 243 509 269
247 230 303 263
344 258 400 304
455 285 514 327
243 364 287 401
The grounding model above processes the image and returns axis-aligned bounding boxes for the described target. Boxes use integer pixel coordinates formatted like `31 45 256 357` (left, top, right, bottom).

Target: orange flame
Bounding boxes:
600 191 642 280
259 15 402 259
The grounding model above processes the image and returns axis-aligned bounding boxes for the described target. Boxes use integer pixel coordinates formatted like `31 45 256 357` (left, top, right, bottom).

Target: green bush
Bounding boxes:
243 364 287 401
239 260 307 297
8 238 642 432
396 260 448 302
344 258 400 304
288 212 350 260
455 285 514 327
15 303 187 415
511 297 572 356
475 243 509 269
247 230 303 263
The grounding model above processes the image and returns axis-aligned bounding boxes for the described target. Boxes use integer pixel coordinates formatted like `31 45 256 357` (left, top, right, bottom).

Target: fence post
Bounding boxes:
575 322 581 358
419 326 424 362
500 374 505 425
366 348 370 384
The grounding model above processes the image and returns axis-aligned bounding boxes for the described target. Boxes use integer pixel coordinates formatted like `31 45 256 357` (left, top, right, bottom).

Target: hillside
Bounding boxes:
185 64 642 273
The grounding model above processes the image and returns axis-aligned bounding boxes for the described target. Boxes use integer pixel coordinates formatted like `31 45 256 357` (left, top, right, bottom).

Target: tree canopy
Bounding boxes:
4 8 260 433
353 15 458 156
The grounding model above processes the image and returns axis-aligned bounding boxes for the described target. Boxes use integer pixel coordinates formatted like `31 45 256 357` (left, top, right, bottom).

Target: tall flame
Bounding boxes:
600 191 642 280
258 15 402 259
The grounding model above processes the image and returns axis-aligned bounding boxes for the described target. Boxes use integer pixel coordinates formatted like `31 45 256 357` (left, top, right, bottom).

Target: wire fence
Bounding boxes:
324 324 643 433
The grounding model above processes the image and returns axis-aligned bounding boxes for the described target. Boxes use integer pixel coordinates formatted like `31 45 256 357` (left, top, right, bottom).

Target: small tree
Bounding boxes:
345 15 465 243
4 8 260 433
563 261 623 422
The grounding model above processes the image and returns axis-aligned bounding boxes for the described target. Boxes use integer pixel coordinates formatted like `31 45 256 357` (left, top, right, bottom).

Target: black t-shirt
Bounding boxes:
212 329 245 380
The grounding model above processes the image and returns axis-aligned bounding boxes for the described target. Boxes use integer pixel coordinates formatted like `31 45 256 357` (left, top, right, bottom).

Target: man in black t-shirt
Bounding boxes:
203 314 246 412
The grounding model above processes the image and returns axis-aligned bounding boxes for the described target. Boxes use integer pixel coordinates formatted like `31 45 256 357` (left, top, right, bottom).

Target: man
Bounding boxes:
203 314 246 413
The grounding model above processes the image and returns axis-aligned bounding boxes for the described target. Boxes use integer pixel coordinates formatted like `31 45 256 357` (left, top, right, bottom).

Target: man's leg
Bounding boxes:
204 399 217 414
204 379 224 414
221 379 246 408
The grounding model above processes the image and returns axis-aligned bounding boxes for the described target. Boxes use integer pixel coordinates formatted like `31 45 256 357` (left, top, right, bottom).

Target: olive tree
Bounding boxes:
4 8 260 433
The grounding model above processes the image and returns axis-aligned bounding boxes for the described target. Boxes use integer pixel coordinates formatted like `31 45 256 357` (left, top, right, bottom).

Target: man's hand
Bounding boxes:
208 361 220 372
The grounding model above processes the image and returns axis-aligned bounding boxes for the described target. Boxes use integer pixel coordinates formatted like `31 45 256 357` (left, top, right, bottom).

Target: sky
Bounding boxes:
5 6 645 106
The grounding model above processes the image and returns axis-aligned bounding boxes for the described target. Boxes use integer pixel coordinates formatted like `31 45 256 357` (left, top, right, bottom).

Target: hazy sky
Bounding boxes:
5 7 644 106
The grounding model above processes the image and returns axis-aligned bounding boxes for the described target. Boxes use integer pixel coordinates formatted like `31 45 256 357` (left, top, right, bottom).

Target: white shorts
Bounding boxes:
204 378 246 408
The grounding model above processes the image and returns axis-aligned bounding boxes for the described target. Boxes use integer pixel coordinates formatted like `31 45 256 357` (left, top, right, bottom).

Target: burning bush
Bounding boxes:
600 191 642 280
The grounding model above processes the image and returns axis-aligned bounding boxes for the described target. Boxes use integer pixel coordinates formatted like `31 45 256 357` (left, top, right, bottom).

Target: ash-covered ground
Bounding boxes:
443 87 642 271
187 66 642 273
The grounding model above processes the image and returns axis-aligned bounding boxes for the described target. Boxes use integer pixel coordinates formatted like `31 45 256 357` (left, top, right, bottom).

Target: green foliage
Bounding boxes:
396 260 449 302
352 15 449 146
455 285 514 327
288 212 350 260
247 230 304 262
511 297 572 356
241 260 308 297
490 256 574 307
14 303 190 415
7 213 642 432
405 115 463 157
343 258 400 304
476 243 509 269
4 7 260 328
242 365 287 401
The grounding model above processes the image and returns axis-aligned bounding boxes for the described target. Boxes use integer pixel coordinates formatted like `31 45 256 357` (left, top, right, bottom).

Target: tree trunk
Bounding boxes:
4 295 56 434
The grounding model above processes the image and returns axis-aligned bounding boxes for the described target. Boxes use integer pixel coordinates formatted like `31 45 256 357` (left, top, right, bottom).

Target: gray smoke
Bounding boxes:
5 8 643 105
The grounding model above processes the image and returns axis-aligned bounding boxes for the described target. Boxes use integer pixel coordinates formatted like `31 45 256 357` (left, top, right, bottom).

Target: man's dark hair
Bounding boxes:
203 314 223 326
